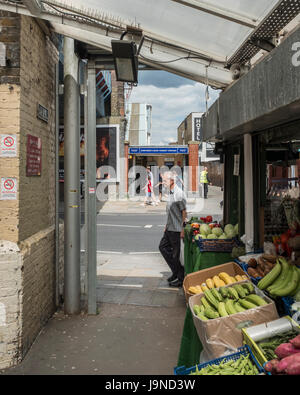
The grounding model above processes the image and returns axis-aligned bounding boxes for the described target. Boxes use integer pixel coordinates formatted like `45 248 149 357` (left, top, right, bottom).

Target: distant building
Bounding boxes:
126 103 152 146
177 112 223 187
177 112 219 163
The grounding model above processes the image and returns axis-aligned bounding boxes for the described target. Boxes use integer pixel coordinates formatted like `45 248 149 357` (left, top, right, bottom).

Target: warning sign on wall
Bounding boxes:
0 177 17 200
0 134 17 157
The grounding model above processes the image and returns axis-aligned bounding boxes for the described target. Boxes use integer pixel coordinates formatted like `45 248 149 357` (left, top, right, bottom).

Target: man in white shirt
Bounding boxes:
159 172 187 288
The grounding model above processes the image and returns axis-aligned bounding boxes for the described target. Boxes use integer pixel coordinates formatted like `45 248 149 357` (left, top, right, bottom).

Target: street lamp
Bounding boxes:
111 40 138 83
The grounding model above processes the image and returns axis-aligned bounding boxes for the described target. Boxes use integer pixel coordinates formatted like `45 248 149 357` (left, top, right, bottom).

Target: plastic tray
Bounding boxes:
196 237 240 253
242 316 300 368
174 345 264 375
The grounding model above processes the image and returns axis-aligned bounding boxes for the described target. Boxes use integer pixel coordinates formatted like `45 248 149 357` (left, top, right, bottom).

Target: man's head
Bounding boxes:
163 171 175 189
204 167 208 172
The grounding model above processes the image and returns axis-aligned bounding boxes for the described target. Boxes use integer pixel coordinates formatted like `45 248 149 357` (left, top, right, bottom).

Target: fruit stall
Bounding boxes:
176 215 300 376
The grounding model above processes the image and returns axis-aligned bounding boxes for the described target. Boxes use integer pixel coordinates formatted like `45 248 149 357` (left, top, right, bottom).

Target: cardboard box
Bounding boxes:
189 283 279 361
183 261 249 303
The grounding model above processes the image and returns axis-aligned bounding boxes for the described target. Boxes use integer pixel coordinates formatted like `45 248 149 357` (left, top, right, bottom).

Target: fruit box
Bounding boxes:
242 316 300 367
189 283 279 361
183 261 249 303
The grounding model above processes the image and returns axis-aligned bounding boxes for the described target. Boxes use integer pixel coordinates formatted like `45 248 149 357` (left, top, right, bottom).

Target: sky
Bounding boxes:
129 70 220 145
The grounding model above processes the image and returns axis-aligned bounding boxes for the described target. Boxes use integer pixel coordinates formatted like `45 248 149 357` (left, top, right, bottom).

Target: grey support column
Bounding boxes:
84 61 97 315
64 37 81 314
244 133 254 253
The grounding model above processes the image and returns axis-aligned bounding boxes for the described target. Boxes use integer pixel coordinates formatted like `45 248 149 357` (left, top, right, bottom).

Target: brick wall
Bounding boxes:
19 16 57 241
0 12 21 243
0 13 61 369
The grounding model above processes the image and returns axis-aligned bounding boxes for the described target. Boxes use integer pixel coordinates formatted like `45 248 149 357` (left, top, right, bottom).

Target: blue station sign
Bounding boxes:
129 146 189 155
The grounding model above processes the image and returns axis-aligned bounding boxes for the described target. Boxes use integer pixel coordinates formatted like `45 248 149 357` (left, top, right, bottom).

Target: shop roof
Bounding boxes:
1 0 300 88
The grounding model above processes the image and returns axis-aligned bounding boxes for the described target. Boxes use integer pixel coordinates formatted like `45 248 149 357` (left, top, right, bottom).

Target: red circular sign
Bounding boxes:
3 136 14 147
4 179 14 190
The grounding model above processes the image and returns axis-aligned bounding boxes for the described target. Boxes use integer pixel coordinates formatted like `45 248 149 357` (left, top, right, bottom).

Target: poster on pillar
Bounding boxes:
96 125 120 183
58 125 120 183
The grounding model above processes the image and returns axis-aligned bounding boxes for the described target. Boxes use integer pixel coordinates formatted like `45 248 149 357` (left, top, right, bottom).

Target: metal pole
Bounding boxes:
55 62 60 307
63 37 81 314
244 133 254 253
85 61 97 315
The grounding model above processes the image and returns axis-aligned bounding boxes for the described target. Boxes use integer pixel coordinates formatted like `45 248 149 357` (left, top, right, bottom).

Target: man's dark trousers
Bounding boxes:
159 231 184 282
203 183 208 199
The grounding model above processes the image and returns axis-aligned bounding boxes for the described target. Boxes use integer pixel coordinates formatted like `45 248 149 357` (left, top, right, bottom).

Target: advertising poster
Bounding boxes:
58 125 119 182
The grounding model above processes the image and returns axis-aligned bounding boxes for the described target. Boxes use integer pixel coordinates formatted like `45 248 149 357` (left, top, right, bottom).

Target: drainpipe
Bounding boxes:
63 37 81 314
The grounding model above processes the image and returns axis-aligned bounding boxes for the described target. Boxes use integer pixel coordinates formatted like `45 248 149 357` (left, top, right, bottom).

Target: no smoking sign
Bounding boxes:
0 177 17 200
0 134 17 157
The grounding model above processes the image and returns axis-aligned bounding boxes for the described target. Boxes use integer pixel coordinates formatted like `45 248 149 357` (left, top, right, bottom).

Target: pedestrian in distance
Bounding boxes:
200 166 212 199
143 175 157 206
159 172 187 288
155 173 163 203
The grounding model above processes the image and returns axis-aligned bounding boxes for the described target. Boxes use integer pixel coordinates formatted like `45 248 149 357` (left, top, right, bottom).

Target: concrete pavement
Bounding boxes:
1 186 224 375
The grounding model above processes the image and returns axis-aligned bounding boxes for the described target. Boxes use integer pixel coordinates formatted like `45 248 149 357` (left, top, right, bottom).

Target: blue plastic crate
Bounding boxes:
196 237 240 253
174 345 264 375
282 296 295 317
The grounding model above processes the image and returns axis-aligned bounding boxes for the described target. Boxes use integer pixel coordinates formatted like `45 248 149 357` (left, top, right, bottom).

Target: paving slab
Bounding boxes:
1 303 186 375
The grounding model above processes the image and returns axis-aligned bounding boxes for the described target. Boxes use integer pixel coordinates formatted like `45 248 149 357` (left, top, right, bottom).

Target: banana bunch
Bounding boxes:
193 282 269 321
188 272 248 295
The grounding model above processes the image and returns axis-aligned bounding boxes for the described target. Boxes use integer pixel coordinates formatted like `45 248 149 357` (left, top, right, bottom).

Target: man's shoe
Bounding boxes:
169 279 183 288
167 274 177 283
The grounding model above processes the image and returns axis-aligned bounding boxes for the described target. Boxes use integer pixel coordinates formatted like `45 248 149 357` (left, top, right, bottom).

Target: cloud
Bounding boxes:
129 79 219 145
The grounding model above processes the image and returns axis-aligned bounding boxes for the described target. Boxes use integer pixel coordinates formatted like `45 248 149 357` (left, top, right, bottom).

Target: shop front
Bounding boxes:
175 21 300 374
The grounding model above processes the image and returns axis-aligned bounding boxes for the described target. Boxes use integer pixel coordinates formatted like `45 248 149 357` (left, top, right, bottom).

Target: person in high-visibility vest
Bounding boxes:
200 167 211 199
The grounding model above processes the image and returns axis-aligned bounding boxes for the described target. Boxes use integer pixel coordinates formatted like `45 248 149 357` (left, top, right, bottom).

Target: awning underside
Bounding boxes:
1 0 300 88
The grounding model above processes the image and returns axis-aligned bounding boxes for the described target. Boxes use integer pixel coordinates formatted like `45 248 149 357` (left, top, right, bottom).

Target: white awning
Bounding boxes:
1 0 299 88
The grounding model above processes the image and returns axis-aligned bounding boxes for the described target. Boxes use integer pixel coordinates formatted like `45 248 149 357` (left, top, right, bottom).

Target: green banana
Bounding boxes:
219 287 229 299
193 305 202 315
201 297 212 310
271 266 300 297
225 299 237 315
239 299 257 310
234 301 247 313
268 262 294 295
245 294 268 307
204 289 219 310
258 260 282 290
227 287 239 301
197 312 209 321
264 259 288 292
204 308 220 320
218 302 229 317
211 288 223 302
242 282 254 294
233 284 247 298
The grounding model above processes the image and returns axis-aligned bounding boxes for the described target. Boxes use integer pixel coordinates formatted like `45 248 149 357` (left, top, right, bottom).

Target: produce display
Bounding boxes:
189 354 259 376
257 331 298 361
192 282 270 321
264 334 300 375
188 272 248 295
257 257 300 298
193 222 239 240
246 254 277 279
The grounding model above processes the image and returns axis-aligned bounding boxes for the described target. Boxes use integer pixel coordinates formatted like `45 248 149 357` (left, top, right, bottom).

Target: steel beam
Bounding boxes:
169 0 257 28
63 37 81 315
84 61 97 315
22 0 43 15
